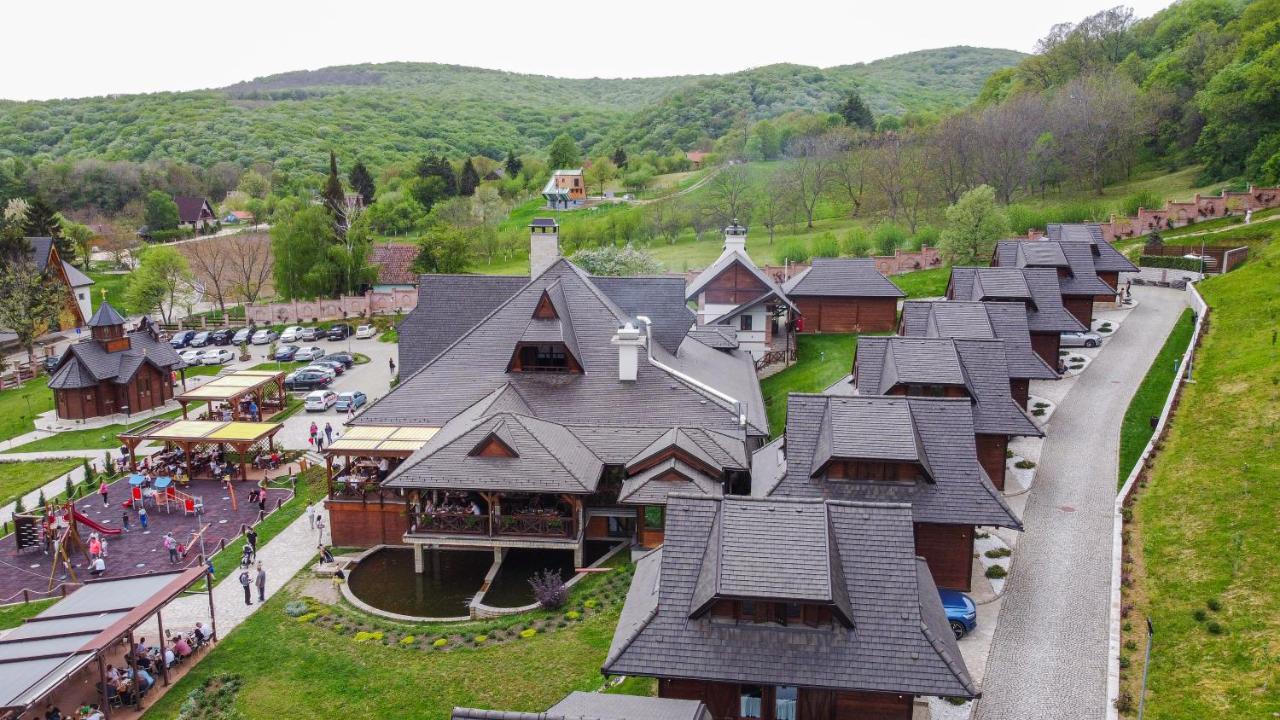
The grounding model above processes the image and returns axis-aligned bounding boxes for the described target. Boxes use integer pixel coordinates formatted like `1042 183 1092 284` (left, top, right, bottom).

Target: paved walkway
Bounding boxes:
973 286 1187 720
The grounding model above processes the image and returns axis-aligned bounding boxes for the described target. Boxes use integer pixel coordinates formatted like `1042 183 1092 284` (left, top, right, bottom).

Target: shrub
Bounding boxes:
1034 402 1049 409
1124 639 1138 651
1032 408 1046 416
432 638 448 647
774 239 810 265
1119 655 1130 669
566 610 581 620
1114 690 1134 713
354 631 383 643
177 673 243 720
1207 598 1222 612
841 227 871 256
529 568 568 609
296 612 318 623
1015 459 1037 470
400 635 416 645
1192 608 1207 622
1005 449 1014 458
1140 255 1204 271
872 223 908 256
568 245 665 276
583 598 598 609
985 565 1008 579
810 232 840 258
944 697 969 706
985 547 1012 559
975 531 989 539
518 628 537 639
911 225 940 250
1122 191 1163 218
284 601 310 617
474 635 487 644
1207 621 1223 634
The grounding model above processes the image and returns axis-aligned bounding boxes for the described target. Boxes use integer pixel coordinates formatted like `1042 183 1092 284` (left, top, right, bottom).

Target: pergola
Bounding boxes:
174 370 286 422
119 419 283 481
324 426 438 498
0 567 214 720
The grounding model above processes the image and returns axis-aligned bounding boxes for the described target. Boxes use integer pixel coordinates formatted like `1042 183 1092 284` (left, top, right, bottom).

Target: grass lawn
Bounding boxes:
890 267 950 298
759 334 858 438
1121 239 1280 717
0 377 54 443
9 408 184 453
86 271 133 315
0 458 81 508
0 598 56 630
1117 309 1195 485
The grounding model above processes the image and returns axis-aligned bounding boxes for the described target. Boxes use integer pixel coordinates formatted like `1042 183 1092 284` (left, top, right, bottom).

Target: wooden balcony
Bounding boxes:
408 511 575 540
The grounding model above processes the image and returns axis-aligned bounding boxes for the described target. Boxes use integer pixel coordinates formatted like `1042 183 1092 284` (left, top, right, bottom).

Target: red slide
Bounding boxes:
72 509 123 535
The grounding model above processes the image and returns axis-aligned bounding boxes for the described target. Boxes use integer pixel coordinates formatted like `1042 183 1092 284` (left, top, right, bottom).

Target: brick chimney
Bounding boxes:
723 219 747 254
529 218 560 278
610 322 645 382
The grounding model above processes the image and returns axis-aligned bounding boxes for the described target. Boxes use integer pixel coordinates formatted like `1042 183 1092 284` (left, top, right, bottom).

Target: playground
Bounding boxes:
0 467 295 604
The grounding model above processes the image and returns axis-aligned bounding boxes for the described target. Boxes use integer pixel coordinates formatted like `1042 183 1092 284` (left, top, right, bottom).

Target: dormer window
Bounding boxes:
708 599 836 629
508 342 582 373
824 460 926 483
905 384 948 398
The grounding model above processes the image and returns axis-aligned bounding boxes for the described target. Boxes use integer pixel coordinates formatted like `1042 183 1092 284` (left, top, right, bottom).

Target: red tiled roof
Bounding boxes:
370 243 419 285
686 151 709 162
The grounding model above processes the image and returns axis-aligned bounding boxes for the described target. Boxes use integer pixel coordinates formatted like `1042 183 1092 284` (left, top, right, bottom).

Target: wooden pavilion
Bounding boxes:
174 370 286 422
322 426 438 547
118 419 283 482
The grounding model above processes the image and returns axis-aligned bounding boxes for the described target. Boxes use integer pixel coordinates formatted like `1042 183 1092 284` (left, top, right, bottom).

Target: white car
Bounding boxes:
304 390 338 412
202 348 236 365
301 364 337 380
178 349 204 364
251 329 278 345
1060 331 1103 348
280 326 305 343
294 346 326 362
355 324 377 339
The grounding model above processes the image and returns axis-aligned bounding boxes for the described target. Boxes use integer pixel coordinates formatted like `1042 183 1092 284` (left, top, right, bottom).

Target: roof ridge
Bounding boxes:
511 414 600 492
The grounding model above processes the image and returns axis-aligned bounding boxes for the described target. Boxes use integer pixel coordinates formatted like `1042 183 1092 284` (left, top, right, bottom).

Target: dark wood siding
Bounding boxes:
793 296 897 333
1095 271 1120 302
702 263 769 305
1063 295 1094 327
660 679 912 720
913 522 974 591
1030 332 1061 368
975 434 1009 491
327 499 411 547
1010 378 1030 409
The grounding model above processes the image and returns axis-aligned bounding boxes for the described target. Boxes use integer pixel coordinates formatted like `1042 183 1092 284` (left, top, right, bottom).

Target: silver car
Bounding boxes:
1060 331 1103 348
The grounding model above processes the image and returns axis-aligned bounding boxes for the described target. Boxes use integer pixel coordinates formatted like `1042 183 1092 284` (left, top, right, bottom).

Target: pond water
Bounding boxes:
346 547 491 618
483 541 617 607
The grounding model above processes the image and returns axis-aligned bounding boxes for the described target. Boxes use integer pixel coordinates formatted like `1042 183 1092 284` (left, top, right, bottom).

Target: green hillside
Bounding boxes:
0 47 1021 171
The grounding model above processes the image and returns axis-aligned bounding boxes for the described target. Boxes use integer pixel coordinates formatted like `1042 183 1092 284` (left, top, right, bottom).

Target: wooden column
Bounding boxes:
97 653 113 719
156 610 171 686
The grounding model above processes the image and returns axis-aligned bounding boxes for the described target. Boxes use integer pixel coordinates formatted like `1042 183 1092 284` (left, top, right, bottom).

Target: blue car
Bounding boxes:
939 589 977 639
335 391 367 412
273 344 300 361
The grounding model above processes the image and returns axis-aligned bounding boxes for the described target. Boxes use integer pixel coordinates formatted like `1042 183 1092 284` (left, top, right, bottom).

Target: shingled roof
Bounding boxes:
852 337 1042 438
618 458 724 505
1046 224 1139 273
685 325 739 350
782 258 906 298
948 267 1084 333
603 494 977 699
686 249 799 316
47 328 184 391
899 301 1058 381
369 243 419 285
88 301 125 328
452 692 710 720
995 240 1114 296
173 196 212 224
771 395 1019 528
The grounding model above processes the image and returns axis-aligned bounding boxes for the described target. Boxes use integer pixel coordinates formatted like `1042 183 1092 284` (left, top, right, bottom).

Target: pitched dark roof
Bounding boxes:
603 495 977 699
369 243 419 285
451 692 710 720
626 427 746 473
173 196 212 224
517 280 584 369
854 337 1042 437
995 241 1113 296
948 267 1084 333
1046 224 1139 273
619 458 723 505
685 325 738 350
24 237 53 271
686 249 799 316
530 217 559 228
397 275 531 377
1046 223 1104 244
61 261 93 288
900 301 1057 381
782 258 905 298
47 330 184 390
363 260 764 439
772 395 1019 528
88 301 125 328
587 275 693 355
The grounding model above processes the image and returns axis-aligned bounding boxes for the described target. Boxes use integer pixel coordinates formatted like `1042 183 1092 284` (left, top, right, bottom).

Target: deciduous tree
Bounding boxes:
939 185 1009 265
126 245 193 324
144 191 180 232
585 158 618 195
547 134 582 169
0 260 65 361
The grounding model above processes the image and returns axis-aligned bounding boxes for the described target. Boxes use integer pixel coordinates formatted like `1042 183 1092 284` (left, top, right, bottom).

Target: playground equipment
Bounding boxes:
40 503 92 590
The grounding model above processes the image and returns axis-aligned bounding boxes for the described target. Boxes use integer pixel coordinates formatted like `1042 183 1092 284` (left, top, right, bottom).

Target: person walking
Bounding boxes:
138 506 149 531
246 527 258 555
324 422 333 445
307 504 315 530
163 533 178 564
388 357 395 374
315 513 326 544
255 562 267 603
98 480 109 507
238 568 252 605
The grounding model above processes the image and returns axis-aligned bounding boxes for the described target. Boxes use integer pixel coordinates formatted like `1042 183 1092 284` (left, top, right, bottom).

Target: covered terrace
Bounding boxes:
0 567 215 720
119 419 283 482
174 370 285 422
323 425 439 501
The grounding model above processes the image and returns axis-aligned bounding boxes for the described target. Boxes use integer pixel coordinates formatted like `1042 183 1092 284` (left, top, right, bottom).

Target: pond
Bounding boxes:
346 547 492 618
482 541 616 608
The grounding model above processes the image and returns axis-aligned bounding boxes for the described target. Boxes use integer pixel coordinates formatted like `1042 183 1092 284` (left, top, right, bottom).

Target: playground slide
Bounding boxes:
72 509 122 535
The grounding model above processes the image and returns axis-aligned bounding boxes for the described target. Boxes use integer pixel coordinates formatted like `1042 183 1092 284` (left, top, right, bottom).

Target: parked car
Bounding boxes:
326 324 352 340
335 391 368 412
189 331 213 348
326 352 356 368
169 330 196 348
284 371 332 391
355 324 377 339
300 364 336 380
313 359 345 375
939 589 977 640
1060 330 1103 348
202 348 236 365
251 329 278 345
298 326 321 342
41 356 61 375
232 327 254 345
304 390 339 412
178 348 205 364
273 345 300 362
280 326 304 343
210 328 235 346
294 346 326 362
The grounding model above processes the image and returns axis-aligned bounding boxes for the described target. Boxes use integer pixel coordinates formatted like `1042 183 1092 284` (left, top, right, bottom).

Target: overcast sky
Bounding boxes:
2 0 1174 101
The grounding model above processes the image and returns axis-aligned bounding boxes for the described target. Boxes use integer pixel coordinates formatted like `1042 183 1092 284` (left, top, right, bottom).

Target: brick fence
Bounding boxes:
1097 185 1280 241
244 288 418 325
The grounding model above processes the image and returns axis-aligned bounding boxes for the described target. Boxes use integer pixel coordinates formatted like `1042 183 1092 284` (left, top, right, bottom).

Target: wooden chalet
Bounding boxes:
47 303 186 421
452 692 711 720
1046 223 1140 300
992 239 1116 327
946 267 1084 368
173 197 215 231
781 258 904 333
603 495 977 720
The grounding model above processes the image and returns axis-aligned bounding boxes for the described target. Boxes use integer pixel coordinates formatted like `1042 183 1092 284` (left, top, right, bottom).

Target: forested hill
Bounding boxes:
0 46 1021 171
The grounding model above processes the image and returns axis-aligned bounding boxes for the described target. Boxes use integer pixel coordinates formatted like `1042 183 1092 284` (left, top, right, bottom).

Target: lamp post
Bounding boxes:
1137 617 1154 719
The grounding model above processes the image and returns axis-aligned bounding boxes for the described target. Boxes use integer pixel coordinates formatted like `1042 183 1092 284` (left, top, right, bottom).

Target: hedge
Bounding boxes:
1140 255 1205 271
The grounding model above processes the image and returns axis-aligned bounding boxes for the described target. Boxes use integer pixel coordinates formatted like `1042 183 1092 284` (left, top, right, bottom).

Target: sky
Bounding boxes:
2 0 1175 101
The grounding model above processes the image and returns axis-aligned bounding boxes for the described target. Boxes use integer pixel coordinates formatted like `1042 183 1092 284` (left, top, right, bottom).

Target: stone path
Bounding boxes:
973 286 1187 720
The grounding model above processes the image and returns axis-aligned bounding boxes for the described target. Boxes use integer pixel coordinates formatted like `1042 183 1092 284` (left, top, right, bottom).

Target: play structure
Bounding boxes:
12 501 116 589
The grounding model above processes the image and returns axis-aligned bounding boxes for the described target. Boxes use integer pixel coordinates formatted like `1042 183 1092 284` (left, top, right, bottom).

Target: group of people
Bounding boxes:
308 421 336 451
87 531 109 576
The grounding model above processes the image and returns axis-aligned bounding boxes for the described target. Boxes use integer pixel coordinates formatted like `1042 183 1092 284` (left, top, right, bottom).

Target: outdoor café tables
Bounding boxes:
128 474 146 486
154 476 172 489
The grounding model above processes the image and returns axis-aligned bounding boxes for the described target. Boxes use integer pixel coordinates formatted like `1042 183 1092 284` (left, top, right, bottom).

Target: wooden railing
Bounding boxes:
495 513 575 539
413 511 489 535
407 511 576 540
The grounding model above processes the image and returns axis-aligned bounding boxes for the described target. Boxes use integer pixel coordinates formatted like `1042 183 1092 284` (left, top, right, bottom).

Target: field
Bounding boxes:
758 334 858 438
1116 309 1195 485
1122 239 1280 717
0 377 55 444
0 458 81 508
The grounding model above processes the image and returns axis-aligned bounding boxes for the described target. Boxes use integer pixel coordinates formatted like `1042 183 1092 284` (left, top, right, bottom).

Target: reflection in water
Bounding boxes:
484 541 616 607
347 547 491 617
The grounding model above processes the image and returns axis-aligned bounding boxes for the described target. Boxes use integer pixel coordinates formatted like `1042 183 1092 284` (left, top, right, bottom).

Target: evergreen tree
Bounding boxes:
348 161 376 207
838 91 875 130
547 134 582 169
505 150 523 178
22 197 72 258
416 155 457 197
322 151 347 233
458 158 480 196
612 147 628 169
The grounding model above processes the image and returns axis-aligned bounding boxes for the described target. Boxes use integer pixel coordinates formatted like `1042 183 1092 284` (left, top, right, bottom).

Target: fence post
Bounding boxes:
23 589 29 604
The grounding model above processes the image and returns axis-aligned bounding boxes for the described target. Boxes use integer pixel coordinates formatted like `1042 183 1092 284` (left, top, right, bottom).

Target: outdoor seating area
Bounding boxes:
118 419 283 482
409 491 578 540
0 568 216 720
173 370 286 422
323 426 438 500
